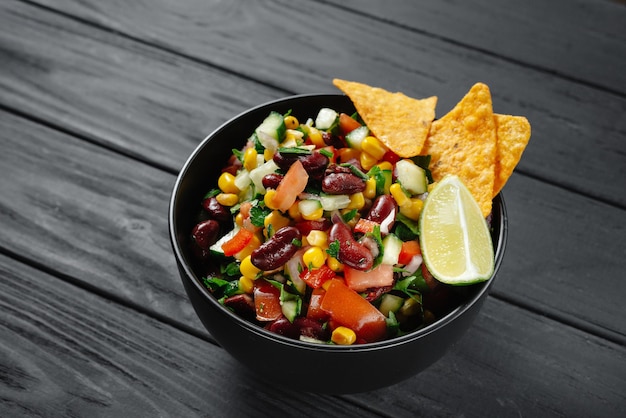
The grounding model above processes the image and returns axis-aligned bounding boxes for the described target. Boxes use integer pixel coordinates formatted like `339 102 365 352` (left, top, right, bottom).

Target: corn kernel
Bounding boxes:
346 192 365 210
235 212 244 226
240 255 261 280
399 198 424 221
331 326 357 345
361 136 387 160
390 183 411 207
307 127 325 148
218 172 240 194
300 205 324 221
364 177 377 199
234 233 261 260
284 115 299 129
303 246 327 269
359 151 378 171
239 276 254 294
288 201 303 222
306 230 328 248
216 193 239 207
263 148 275 161
285 129 304 144
376 161 394 172
264 189 278 210
243 147 258 172
264 210 290 236
327 256 344 272
337 147 360 163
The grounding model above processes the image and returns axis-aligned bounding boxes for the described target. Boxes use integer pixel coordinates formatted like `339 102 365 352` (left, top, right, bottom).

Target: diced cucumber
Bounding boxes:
345 125 369 150
256 111 286 142
381 233 402 265
209 227 239 257
319 194 351 211
249 159 279 193
298 199 323 218
395 159 428 195
281 300 300 323
315 108 338 130
379 294 405 317
374 169 393 195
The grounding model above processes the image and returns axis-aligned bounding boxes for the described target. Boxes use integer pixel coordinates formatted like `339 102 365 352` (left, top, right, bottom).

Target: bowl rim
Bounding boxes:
169 93 508 352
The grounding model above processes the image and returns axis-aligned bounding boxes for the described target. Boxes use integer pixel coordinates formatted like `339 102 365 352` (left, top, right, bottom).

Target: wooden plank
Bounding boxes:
1 253 624 417
326 0 626 95
15 0 626 207
1 101 625 341
0 0 285 172
0 254 382 417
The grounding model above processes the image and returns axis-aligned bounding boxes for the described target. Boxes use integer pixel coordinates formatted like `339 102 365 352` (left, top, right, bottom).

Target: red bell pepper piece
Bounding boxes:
353 218 380 234
221 228 254 257
398 240 421 265
300 264 336 289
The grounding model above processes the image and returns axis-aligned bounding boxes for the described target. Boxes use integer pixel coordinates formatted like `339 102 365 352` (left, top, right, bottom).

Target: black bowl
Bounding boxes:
169 94 508 394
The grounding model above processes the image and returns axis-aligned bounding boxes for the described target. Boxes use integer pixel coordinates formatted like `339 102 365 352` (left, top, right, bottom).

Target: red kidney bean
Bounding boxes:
273 151 329 180
366 194 397 233
321 165 366 195
223 294 256 319
191 219 220 250
328 222 373 270
201 196 230 222
322 131 345 148
222 154 242 176
262 173 283 189
294 317 329 341
251 226 302 271
294 219 332 236
266 317 300 339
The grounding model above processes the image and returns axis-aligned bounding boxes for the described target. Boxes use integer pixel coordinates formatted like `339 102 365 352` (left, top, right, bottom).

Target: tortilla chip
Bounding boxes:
422 83 497 217
493 114 531 197
333 79 437 157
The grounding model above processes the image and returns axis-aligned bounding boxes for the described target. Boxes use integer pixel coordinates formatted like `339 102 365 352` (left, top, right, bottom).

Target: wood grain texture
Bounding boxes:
1 253 624 417
326 0 626 95
17 0 626 207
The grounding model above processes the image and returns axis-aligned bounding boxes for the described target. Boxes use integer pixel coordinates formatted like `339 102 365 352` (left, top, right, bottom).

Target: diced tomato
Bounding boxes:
344 263 394 292
306 287 329 321
221 228 254 257
271 160 309 212
300 264 336 289
398 240 421 265
253 279 283 322
320 279 387 342
382 150 400 165
339 113 362 135
353 218 380 234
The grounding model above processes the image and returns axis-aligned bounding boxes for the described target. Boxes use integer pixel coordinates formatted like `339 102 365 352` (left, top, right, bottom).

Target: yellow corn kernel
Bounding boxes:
284 115 299 129
243 147 258 172
216 193 239 207
264 210 290 235
327 256 344 273
376 161 394 172
234 233 262 260
264 189 278 210
239 276 254 294
364 177 377 199
390 183 411 207
359 151 378 171
287 201 303 222
346 192 365 210
361 136 387 160
337 147 360 163
399 198 424 221
300 205 324 221
306 230 328 248
218 172 240 194
240 255 261 280
307 126 325 148
285 129 304 144
331 326 357 345
263 148 275 161
235 212 244 226
303 246 327 269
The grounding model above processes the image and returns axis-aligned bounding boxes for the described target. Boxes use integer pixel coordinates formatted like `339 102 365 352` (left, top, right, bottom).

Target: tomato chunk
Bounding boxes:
253 279 283 322
320 279 387 342
272 160 309 212
306 287 329 321
344 263 394 292
339 113 362 135
221 228 254 257
353 218 380 234
300 264 336 289
398 240 421 265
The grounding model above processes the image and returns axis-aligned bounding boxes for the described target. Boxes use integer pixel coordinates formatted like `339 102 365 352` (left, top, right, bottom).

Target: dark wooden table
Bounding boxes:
1 0 625 416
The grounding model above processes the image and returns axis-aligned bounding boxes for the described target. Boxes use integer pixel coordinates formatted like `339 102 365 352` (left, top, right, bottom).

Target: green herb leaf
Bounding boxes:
342 209 358 223
220 262 241 277
232 148 244 162
319 148 334 158
395 212 420 237
203 189 221 199
340 163 368 180
250 204 271 227
277 147 311 155
326 239 340 259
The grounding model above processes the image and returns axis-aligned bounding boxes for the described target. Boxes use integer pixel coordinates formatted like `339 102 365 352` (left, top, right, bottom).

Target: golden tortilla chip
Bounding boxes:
493 114 531 197
333 79 437 157
422 83 497 217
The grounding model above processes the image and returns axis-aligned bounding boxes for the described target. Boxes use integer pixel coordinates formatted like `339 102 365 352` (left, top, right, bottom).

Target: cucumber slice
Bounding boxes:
345 126 369 150
298 199 323 218
315 108 338 130
381 234 402 265
395 159 428 195
281 300 300 323
256 111 286 142
379 294 404 317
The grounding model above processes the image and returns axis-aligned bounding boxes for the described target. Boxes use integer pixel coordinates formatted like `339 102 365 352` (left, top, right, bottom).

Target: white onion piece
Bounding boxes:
380 209 396 235
402 254 423 276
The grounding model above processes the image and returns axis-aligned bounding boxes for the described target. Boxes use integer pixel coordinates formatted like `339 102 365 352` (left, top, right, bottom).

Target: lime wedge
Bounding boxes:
419 175 494 285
